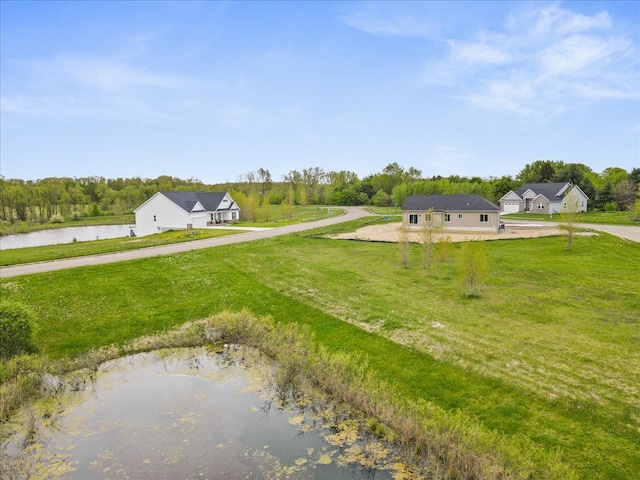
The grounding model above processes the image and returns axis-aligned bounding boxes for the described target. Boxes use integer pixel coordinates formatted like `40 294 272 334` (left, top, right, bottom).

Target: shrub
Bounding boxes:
89 203 101 217
0 301 38 360
49 214 64 223
603 202 618 212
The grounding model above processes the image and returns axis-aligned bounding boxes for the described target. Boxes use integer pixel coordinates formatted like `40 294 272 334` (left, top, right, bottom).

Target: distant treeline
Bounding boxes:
1 161 638 225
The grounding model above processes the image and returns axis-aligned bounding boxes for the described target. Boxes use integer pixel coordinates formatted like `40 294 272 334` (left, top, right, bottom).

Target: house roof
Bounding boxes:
160 191 237 212
401 194 500 212
514 183 568 201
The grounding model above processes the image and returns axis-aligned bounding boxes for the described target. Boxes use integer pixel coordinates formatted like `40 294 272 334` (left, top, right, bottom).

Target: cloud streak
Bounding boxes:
346 3 637 118
441 5 637 117
2 55 218 122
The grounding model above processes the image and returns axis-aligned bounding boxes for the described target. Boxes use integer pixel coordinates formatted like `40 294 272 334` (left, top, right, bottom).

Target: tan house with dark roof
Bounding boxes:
401 194 501 233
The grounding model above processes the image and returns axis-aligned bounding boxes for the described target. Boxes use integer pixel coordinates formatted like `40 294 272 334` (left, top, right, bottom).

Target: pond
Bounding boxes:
0 225 136 250
1 347 415 479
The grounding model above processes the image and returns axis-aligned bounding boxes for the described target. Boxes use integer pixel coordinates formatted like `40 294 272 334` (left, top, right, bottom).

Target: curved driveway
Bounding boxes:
0 207 372 278
2 211 638 278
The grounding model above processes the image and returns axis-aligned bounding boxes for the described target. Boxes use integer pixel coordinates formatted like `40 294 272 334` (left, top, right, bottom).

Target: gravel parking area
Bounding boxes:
330 222 567 243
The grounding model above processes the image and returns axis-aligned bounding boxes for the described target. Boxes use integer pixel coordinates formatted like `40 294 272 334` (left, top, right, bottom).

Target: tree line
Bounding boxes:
1 161 638 226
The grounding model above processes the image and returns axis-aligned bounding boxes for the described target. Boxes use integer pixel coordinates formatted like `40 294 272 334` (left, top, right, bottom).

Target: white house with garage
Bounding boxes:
134 191 240 237
499 183 588 214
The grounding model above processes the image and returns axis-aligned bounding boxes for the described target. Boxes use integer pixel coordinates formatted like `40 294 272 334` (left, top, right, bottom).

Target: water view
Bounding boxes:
0 225 136 250
1 347 414 479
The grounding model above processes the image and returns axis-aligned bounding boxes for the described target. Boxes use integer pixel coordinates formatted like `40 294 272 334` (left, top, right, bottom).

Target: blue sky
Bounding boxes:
1 1 638 183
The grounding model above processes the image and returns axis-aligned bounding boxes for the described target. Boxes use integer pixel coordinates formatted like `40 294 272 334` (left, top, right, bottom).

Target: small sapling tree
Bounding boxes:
398 224 410 268
560 190 581 251
419 208 436 271
458 241 488 297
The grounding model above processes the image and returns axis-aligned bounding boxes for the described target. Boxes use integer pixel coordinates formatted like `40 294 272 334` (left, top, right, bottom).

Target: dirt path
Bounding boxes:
0 207 372 278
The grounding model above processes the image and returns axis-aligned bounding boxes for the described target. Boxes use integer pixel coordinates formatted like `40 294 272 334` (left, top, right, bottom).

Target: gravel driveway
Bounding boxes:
1 210 637 279
0 207 371 278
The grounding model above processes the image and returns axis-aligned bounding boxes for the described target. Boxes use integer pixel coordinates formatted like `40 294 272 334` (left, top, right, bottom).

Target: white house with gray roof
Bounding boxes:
401 194 501 233
499 182 588 214
134 191 240 237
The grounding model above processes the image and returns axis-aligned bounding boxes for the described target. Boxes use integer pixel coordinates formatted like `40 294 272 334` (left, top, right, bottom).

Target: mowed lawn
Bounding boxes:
1 230 638 478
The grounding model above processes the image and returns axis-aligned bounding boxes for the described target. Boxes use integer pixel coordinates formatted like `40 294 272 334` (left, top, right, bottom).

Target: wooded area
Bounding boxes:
1 160 638 228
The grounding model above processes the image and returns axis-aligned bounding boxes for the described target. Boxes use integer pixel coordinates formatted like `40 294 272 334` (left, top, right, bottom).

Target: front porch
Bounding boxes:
207 219 239 226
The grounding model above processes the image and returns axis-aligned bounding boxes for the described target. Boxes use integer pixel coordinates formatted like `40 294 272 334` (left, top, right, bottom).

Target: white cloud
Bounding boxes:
423 5 638 117
339 4 438 39
2 55 220 122
24 56 202 91
527 6 611 38
449 41 510 65
539 34 630 77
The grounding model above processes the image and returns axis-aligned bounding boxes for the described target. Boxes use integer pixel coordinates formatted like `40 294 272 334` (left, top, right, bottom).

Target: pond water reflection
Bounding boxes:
2 347 410 479
0 225 135 250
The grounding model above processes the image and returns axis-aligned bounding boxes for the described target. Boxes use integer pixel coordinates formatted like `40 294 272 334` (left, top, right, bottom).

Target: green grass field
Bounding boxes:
1 229 638 478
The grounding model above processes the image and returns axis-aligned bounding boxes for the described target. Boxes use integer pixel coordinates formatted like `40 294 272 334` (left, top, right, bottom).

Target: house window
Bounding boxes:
444 213 451 222
153 215 156 222
480 214 488 222
538 202 544 209
409 214 418 225
232 212 237 220
458 214 463 219
425 213 431 222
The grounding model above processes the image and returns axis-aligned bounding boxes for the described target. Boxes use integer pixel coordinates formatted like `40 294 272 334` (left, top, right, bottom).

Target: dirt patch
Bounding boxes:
329 222 566 243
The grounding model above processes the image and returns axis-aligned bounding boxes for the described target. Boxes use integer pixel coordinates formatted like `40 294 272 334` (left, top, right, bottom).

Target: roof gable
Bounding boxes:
533 193 550 202
401 194 500 212
514 183 568 201
499 190 523 202
160 191 232 213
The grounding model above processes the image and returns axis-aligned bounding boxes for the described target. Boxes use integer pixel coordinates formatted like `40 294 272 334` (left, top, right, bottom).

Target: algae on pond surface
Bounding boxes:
1 346 417 479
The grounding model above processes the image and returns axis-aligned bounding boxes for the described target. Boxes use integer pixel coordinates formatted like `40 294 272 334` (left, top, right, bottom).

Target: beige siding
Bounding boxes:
404 210 499 232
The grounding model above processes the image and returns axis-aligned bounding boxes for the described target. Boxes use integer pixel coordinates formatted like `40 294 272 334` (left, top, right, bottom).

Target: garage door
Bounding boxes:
501 202 520 213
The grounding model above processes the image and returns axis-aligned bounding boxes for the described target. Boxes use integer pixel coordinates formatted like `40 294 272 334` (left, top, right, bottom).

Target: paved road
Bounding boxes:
0 207 373 278
501 219 640 242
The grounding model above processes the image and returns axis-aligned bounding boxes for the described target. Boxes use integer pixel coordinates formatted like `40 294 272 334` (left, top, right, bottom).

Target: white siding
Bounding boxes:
134 193 189 237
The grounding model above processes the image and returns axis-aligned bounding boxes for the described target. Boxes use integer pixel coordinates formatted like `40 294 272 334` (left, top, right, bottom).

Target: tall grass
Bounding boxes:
210 310 575 479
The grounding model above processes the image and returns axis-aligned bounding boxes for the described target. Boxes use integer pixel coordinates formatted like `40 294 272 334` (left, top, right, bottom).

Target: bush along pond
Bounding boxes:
1 319 422 479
